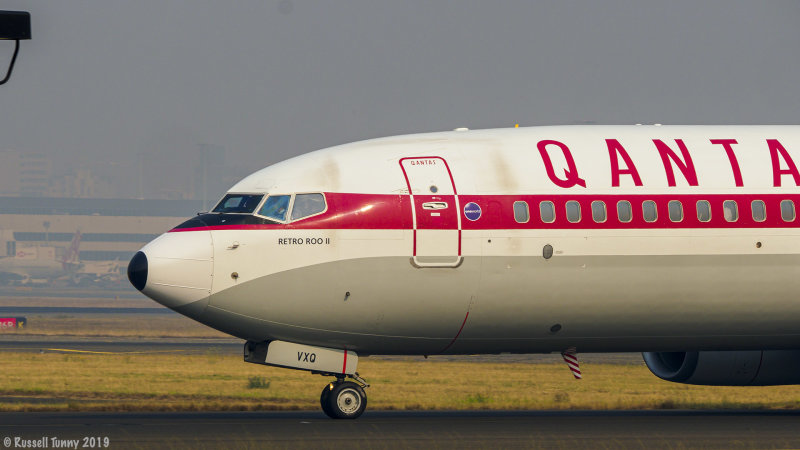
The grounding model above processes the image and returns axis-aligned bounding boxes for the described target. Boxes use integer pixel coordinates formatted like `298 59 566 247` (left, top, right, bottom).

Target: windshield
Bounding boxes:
258 195 291 221
212 194 264 214
291 193 326 220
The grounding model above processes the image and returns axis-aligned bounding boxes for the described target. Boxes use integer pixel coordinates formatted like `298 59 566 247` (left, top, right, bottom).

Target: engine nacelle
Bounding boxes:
643 350 800 386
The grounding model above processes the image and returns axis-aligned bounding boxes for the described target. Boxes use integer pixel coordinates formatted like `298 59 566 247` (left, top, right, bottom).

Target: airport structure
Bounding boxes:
0 196 201 283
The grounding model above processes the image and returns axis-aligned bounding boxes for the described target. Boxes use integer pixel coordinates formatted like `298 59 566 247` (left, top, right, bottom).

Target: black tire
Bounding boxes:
323 381 367 419
320 382 334 418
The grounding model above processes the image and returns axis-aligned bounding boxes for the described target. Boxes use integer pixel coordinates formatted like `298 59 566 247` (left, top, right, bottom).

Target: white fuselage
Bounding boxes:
131 125 800 356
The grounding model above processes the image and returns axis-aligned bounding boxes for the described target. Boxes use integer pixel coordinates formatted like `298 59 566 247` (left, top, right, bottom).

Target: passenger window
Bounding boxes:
781 200 795 222
513 201 529 223
696 200 711 222
258 195 291 221
642 200 657 223
291 193 326 221
540 201 555 223
212 194 264 214
751 200 766 222
566 201 581 223
723 200 738 222
668 200 683 222
617 200 632 223
591 201 606 223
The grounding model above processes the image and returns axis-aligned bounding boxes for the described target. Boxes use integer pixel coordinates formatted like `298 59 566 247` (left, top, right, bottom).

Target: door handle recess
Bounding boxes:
422 202 448 210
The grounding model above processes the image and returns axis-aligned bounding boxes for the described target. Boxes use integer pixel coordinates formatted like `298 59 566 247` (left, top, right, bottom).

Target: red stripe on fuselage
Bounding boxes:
459 194 800 230
170 192 800 232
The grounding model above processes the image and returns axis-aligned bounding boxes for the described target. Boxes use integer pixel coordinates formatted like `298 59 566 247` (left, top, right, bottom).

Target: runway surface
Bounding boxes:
0 336 648 363
0 287 140 299
0 337 241 354
1 410 798 449
0 306 171 315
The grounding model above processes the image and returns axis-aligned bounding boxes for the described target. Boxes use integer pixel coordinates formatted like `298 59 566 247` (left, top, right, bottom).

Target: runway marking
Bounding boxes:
44 348 185 355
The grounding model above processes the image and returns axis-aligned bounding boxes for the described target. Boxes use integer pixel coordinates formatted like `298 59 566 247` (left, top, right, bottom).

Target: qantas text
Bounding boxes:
537 138 799 188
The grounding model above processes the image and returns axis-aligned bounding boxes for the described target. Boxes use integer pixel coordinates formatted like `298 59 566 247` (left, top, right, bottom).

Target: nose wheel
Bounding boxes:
320 380 367 419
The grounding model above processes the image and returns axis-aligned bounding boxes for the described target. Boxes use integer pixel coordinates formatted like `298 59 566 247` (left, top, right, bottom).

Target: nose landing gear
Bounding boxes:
242 340 369 419
320 373 369 419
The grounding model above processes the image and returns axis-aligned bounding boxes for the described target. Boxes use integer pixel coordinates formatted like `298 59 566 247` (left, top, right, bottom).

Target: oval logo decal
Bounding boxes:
464 202 482 221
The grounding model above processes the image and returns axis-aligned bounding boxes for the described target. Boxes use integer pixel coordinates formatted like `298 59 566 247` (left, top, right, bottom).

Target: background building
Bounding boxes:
0 150 53 197
0 196 202 271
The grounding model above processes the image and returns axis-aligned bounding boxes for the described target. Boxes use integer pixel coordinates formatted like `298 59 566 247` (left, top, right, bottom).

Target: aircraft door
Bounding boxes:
400 157 462 267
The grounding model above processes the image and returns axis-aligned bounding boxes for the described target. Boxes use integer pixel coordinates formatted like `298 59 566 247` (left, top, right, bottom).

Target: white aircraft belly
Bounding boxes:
193 226 800 354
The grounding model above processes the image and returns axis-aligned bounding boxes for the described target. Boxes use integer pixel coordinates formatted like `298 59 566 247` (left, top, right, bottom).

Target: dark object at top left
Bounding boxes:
0 10 31 86
0 11 31 40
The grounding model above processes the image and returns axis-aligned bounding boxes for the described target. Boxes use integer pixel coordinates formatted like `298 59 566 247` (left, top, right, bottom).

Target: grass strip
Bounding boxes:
1 352 799 412
8 315 228 338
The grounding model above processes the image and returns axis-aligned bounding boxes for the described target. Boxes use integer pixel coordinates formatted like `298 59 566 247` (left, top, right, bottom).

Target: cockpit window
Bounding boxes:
212 194 264 214
258 195 291 222
291 193 326 220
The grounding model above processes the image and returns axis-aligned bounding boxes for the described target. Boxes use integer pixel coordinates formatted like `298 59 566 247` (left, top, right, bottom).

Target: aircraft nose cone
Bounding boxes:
135 230 213 311
127 251 148 291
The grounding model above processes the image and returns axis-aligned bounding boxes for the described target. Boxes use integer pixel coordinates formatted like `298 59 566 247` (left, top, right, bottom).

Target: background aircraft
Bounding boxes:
0 231 81 284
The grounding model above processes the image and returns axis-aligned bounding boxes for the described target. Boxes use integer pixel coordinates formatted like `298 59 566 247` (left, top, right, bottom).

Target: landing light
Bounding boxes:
0 10 31 86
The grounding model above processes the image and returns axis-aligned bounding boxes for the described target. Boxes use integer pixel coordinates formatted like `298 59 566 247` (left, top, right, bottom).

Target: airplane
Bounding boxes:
71 258 123 286
128 125 800 419
0 231 82 284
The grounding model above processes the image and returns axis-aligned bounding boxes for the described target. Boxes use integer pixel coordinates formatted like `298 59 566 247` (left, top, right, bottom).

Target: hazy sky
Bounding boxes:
1 1 799 198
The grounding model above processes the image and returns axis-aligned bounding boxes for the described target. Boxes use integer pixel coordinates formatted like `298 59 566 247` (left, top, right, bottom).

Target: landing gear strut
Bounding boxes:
320 373 369 419
243 340 369 419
